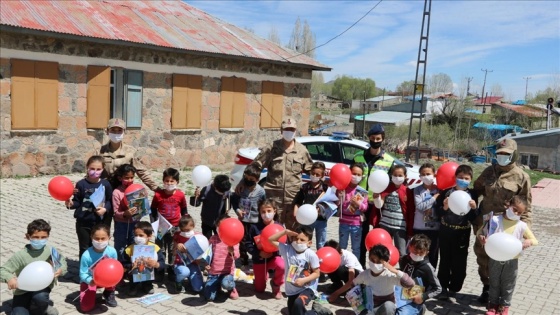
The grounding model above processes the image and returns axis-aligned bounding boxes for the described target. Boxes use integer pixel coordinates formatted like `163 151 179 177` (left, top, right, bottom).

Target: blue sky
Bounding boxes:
188 0 559 102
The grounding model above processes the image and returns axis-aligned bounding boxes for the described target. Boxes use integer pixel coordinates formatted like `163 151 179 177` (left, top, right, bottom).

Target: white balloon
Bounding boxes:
484 232 523 261
368 170 390 193
187 234 210 259
296 204 318 225
192 165 212 187
448 190 471 216
17 261 54 291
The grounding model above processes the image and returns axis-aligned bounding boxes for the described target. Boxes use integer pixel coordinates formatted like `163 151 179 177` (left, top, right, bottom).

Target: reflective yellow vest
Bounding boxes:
354 150 395 198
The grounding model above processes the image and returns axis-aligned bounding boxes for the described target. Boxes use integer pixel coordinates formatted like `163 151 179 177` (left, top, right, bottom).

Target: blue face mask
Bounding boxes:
30 239 48 250
456 179 470 190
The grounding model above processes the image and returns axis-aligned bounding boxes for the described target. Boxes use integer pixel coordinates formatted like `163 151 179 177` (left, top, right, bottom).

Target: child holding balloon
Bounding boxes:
79 224 119 311
323 239 363 298
0 219 67 315
245 199 285 299
477 196 537 315
173 214 204 294
111 164 138 261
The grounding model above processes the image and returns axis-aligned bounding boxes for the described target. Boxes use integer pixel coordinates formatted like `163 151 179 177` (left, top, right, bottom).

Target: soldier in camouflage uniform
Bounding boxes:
472 138 532 303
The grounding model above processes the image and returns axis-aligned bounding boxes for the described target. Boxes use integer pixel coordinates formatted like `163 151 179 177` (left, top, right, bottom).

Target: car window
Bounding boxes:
304 142 338 163
340 144 364 165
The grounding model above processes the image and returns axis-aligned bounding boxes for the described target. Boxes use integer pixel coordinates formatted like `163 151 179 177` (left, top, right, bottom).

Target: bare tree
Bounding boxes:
311 71 324 100
427 73 453 94
268 26 282 45
396 80 415 96
287 17 316 58
491 83 504 97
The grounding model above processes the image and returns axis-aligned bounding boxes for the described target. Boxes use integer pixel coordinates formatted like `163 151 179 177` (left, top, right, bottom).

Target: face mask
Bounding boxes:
392 176 405 185
496 154 512 166
134 236 147 245
121 180 133 188
410 253 425 262
310 175 321 183
30 239 48 250
505 207 520 221
420 175 434 185
164 184 177 191
108 133 124 143
291 241 308 252
243 178 256 187
455 178 470 190
261 212 275 221
369 262 384 273
369 141 382 149
282 130 296 142
180 231 195 238
88 169 102 178
351 175 363 185
92 240 108 250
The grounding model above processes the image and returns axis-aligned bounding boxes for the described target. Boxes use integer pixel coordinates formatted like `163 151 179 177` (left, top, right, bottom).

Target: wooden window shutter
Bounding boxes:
172 74 202 129
11 59 36 129
124 70 143 128
35 61 59 129
87 66 111 128
186 75 202 129
231 77 246 128
260 81 283 128
220 77 234 128
271 82 283 128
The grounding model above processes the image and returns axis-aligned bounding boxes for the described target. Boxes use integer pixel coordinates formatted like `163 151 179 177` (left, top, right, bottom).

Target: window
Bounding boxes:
87 66 143 129
520 153 539 169
340 144 364 165
220 77 246 128
11 59 58 129
304 142 339 163
172 74 202 129
261 81 283 128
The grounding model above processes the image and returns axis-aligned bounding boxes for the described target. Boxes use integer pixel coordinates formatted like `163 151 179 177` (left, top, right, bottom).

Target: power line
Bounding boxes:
285 0 384 60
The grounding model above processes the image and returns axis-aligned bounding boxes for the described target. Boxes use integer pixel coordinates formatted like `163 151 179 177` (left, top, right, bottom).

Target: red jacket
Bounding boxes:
370 183 416 238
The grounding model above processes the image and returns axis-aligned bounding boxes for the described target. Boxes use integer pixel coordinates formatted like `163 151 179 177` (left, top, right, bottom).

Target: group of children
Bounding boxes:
0 155 537 315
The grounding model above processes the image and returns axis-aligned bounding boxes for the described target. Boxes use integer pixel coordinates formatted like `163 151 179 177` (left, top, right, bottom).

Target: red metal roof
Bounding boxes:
494 103 546 118
0 0 329 70
474 96 503 105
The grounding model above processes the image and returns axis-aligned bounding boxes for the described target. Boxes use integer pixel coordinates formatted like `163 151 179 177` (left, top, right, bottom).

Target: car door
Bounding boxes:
303 141 340 164
340 143 367 165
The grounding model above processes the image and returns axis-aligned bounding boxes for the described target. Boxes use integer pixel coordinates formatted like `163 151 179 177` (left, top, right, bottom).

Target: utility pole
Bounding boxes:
523 77 531 101
362 91 366 138
481 68 493 113
380 88 386 110
466 77 473 96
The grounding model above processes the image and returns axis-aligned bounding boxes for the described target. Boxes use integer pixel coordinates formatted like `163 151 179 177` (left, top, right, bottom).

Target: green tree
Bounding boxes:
331 75 376 101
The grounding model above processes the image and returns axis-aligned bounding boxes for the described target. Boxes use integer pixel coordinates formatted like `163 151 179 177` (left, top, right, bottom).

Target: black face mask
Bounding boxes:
243 178 256 187
369 141 382 149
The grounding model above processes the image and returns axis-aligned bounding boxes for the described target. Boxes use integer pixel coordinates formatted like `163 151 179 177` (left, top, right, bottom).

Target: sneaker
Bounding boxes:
319 273 328 283
438 288 449 300
485 303 498 315
103 290 118 307
128 284 138 297
270 279 282 300
143 283 154 294
229 288 239 300
45 305 59 315
174 282 183 294
478 285 489 304
312 301 333 315
448 290 457 298
498 306 509 315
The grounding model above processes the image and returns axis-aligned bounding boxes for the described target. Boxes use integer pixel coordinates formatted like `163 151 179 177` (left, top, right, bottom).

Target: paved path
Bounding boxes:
1 173 559 315
531 178 560 209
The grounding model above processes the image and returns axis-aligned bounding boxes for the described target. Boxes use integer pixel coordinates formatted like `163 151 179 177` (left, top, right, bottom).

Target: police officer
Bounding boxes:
249 116 313 229
472 138 532 303
354 124 396 266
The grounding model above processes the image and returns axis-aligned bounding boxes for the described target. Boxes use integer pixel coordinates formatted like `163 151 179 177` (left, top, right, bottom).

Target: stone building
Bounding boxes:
0 0 329 176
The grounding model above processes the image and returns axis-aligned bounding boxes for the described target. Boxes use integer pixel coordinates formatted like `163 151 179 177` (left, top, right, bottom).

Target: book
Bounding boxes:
51 246 63 272
125 187 150 221
156 213 173 240
88 254 108 273
137 293 172 306
345 284 374 314
286 263 312 285
130 245 156 283
395 278 424 308
89 184 105 208
317 201 338 221
482 211 499 237
178 236 212 266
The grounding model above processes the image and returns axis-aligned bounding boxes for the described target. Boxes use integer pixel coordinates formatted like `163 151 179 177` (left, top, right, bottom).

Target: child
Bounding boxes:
412 163 440 268
195 174 232 239
338 163 369 259
121 221 165 296
203 216 240 301
111 163 138 261
434 164 478 300
328 244 414 314
269 226 332 315
232 164 266 268
478 196 538 315
323 239 364 297
150 168 188 280
372 165 415 257
398 234 442 314
245 199 285 299
173 214 204 294
293 161 330 249
0 219 67 315
66 156 113 260
79 224 119 312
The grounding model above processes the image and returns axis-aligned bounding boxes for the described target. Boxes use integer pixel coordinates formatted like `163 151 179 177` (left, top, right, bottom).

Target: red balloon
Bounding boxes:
218 218 245 246
387 245 400 266
316 247 341 274
48 176 74 201
125 183 145 194
436 162 459 190
260 224 287 253
365 228 392 250
329 163 352 190
93 258 123 288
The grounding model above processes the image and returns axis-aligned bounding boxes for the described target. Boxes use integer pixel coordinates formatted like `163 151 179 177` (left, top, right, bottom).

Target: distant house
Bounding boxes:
491 103 550 129
473 96 503 114
499 129 560 173
316 94 346 110
353 111 419 137
351 96 401 110
0 0 329 176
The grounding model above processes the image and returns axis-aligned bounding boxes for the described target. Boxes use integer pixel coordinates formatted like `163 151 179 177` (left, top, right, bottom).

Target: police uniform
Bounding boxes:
472 138 532 301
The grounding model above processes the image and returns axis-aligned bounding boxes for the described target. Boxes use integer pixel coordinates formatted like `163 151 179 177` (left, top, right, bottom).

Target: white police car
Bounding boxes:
230 132 421 189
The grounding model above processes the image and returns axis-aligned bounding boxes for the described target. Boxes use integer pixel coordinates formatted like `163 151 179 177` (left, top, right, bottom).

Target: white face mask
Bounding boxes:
351 175 363 185
420 175 434 185
369 262 384 273
261 212 275 222
164 184 177 191
310 175 321 183
108 133 124 143
505 207 520 221
496 154 512 166
180 231 195 238
282 130 296 142
392 176 405 185
291 241 308 252
92 240 108 250
409 253 425 262
134 236 147 245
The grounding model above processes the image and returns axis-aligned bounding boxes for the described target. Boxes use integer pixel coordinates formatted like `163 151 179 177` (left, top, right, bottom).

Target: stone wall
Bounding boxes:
0 32 313 177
